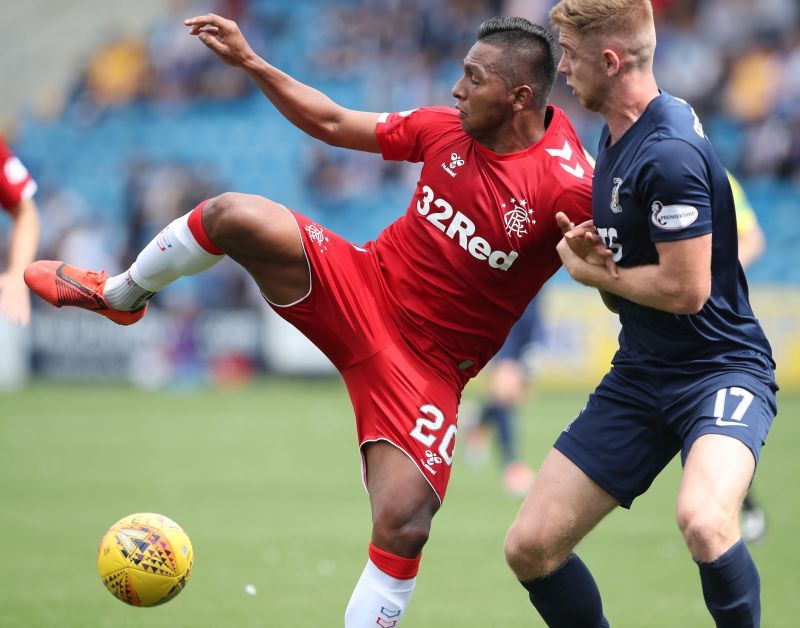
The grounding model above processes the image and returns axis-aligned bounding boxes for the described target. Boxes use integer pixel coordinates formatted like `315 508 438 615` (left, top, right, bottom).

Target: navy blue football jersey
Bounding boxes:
592 91 773 365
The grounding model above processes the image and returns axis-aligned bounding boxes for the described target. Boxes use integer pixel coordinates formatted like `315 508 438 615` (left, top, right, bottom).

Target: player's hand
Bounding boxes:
555 212 602 258
0 273 31 326
555 212 618 277
185 14 255 67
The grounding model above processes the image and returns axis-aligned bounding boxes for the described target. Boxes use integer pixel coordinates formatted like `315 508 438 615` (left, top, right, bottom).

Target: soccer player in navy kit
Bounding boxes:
504 2 777 627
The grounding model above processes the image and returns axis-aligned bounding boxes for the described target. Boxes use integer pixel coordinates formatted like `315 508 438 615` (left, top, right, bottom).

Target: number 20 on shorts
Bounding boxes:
410 404 457 465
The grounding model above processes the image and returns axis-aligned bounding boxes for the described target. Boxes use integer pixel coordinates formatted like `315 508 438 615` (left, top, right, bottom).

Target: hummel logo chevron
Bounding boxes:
376 607 401 626
545 141 585 179
379 608 402 618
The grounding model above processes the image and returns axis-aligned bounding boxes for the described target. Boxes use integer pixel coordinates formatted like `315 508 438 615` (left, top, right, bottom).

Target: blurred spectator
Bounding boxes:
85 39 149 107
124 160 216 249
723 38 782 124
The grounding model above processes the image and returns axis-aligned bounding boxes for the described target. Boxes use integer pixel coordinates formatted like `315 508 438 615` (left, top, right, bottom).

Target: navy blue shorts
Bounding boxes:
554 351 778 508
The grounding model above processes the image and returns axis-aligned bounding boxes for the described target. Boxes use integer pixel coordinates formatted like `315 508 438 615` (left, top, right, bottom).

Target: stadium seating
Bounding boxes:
10 0 799 284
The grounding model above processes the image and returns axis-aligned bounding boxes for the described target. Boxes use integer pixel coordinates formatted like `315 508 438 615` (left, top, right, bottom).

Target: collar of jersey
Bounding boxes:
603 91 667 154
472 106 561 161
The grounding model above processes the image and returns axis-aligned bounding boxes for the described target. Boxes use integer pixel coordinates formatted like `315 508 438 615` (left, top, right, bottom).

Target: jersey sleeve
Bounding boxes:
375 107 455 163
555 174 593 227
0 139 37 212
638 139 711 243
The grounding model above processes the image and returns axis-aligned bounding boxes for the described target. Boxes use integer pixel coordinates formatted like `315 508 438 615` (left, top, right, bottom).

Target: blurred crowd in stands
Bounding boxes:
652 0 800 179
40 0 800 178
304 0 800 180
6 0 800 308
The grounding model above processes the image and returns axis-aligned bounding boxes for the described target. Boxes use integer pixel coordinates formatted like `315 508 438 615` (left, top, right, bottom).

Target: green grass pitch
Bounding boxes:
1 380 797 627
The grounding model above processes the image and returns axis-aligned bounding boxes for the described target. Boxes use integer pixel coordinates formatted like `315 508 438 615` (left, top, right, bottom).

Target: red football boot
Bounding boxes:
24 261 147 326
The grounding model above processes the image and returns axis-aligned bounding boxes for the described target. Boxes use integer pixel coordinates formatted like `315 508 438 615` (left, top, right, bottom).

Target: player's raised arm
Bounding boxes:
185 13 381 153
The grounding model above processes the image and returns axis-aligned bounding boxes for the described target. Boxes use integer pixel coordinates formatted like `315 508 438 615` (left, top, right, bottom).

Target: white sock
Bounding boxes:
104 213 223 310
344 560 416 627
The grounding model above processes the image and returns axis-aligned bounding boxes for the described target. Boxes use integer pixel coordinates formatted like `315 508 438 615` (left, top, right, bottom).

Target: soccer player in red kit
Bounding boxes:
0 136 40 325
26 15 592 625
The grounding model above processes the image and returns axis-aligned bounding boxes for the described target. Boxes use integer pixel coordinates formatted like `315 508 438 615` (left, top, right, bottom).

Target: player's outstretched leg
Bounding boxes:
345 442 439 627
25 194 310 323
505 449 616 627
678 435 761 626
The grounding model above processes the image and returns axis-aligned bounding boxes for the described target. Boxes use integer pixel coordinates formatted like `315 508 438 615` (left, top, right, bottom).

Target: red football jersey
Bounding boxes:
0 137 37 212
373 106 593 381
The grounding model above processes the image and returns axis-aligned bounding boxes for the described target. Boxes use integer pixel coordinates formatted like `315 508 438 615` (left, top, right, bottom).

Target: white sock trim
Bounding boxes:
172 212 223 259
364 560 417 592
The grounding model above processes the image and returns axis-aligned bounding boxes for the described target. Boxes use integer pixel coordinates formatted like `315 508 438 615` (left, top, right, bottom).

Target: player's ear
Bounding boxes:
511 84 534 112
602 49 621 76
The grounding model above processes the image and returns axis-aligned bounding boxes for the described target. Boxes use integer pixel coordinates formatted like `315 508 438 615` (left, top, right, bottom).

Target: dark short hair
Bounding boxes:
477 17 557 110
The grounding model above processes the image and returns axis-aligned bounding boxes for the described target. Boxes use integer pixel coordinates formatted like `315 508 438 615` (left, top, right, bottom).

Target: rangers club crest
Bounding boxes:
305 223 329 253
502 197 534 237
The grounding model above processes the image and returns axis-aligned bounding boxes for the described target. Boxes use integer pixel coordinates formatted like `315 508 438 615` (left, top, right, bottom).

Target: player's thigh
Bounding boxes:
202 193 310 305
678 433 754 526
364 441 440 542
508 448 617 560
675 367 776 518
676 366 777 465
554 366 679 508
346 342 461 505
268 211 403 370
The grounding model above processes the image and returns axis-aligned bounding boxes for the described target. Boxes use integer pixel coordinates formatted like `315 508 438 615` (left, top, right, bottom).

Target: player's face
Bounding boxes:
557 28 610 112
451 42 514 142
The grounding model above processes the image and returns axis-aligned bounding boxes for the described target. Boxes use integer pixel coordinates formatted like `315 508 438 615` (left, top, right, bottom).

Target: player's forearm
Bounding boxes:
583 263 708 315
6 199 40 277
559 235 709 314
241 54 344 144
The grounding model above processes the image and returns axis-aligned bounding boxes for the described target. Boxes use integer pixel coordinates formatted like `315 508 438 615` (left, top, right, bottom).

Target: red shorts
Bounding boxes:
268 208 462 503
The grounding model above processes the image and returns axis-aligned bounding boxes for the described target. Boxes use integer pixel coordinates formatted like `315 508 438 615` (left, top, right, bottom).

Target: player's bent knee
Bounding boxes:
371 496 434 557
677 504 738 561
372 517 430 558
202 192 280 246
203 192 246 237
504 521 565 579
